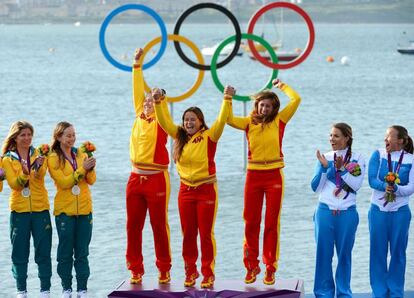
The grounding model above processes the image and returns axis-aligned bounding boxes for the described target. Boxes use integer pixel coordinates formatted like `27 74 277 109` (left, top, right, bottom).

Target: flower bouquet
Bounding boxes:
334 162 361 198
345 162 361 176
32 144 50 171
80 141 96 158
382 172 400 206
37 144 50 156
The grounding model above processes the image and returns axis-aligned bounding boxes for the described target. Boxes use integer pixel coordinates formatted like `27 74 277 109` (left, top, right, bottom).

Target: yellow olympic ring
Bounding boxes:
142 34 205 103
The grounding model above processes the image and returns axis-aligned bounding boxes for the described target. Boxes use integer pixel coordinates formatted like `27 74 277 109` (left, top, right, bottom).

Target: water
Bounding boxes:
0 22 414 297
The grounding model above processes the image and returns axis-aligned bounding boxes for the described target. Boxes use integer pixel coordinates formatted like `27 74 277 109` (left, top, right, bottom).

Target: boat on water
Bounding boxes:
248 48 302 62
397 40 414 54
244 1 300 62
201 42 244 57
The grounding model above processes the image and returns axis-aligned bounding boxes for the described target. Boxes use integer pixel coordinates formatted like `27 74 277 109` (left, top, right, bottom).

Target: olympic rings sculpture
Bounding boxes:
99 2 315 102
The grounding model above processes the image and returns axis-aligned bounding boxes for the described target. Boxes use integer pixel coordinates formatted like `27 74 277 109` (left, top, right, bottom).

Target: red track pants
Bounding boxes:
243 168 284 273
178 182 218 278
126 171 171 275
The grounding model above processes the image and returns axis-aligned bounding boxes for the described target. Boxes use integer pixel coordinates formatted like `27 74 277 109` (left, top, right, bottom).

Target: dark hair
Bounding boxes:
390 125 413 154
333 122 353 160
250 90 280 125
2 121 34 155
173 107 208 162
51 121 73 167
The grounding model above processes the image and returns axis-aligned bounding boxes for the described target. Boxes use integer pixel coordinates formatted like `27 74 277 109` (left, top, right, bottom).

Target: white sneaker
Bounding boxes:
40 290 50 298
61 289 72 298
16 291 28 298
77 290 87 298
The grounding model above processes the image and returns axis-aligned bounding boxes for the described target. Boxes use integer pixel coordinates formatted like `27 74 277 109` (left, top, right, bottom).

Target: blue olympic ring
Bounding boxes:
99 4 168 72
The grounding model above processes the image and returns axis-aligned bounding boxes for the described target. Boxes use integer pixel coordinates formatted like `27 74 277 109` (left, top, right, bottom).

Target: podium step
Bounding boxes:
108 278 305 297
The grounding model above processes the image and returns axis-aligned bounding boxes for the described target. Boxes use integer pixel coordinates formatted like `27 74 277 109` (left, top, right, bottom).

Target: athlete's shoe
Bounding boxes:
40 290 51 298
77 290 88 298
16 291 28 298
158 271 171 284
200 276 215 288
244 267 261 284
263 270 275 285
130 273 143 284
184 271 200 287
61 289 73 298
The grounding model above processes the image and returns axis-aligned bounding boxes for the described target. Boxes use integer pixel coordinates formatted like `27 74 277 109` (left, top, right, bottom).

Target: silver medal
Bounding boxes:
22 187 31 198
333 188 346 200
72 185 81 196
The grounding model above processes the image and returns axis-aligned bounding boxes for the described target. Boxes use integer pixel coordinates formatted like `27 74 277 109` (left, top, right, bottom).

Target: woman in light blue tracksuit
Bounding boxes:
311 123 365 298
368 125 414 298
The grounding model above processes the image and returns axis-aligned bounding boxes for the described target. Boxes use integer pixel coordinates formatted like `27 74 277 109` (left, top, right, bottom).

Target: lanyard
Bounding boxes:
387 151 404 174
17 150 31 187
64 150 78 171
334 149 351 189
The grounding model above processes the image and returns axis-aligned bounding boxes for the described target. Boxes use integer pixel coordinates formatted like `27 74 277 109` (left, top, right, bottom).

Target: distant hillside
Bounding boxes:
0 0 413 24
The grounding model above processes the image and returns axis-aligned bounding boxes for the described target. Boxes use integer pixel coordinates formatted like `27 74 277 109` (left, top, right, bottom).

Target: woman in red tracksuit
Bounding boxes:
227 79 301 285
153 85 235 289
126 48 171 285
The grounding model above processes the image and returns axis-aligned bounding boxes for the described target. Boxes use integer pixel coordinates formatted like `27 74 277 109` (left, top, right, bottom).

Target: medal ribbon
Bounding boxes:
17 150 31 188
64 150 78 171
387 151 404 175
334 149 351 197
383 150 404 207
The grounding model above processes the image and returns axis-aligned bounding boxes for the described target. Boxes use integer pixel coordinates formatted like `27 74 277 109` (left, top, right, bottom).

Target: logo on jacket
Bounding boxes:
192 136 203 143
140 113 154 123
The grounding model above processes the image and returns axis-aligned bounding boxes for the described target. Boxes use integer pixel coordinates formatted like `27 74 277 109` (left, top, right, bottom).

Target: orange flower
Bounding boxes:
37 144 50 156
387 175 395 182
81 141 96 157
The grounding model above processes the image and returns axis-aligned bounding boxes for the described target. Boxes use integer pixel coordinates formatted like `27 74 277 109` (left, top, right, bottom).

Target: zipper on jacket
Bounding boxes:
29 194 32 213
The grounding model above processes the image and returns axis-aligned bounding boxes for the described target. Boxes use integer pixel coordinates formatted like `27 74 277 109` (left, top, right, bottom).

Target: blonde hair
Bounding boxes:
51 121 73 167
2 121 34 155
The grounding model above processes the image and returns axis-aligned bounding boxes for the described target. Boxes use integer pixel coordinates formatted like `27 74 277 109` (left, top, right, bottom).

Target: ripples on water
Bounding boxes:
0 23 413 296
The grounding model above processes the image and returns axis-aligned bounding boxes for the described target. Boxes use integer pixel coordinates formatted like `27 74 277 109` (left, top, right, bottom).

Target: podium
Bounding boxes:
108 278 305 298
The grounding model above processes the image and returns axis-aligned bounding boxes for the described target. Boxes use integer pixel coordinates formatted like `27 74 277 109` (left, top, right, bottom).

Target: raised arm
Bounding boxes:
226 99 250 130
276 79 301 124
153 89 179 138
132 48 145 117
0 158 3 192
209 85 235 142
311 150 328 193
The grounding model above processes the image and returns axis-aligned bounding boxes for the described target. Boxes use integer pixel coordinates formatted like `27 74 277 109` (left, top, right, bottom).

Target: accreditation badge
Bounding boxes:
72 185 81 196
333 188 347 200
22 187 31 198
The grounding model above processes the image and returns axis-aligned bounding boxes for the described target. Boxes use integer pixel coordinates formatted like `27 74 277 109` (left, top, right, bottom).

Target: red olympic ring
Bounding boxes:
247 2 315 70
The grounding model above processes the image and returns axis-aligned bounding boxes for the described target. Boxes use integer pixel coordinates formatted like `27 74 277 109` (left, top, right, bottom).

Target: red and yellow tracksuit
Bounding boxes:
126 62 171 276
155 97 231 278
2 147 52 292
227 84 300 273
0 158 4 192
48 148 96 292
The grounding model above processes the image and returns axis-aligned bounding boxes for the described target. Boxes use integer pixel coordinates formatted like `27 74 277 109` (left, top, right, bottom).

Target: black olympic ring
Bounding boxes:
173 2 242 71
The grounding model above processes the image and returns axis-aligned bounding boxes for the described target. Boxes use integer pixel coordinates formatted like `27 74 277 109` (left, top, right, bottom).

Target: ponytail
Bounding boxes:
390 125 413 154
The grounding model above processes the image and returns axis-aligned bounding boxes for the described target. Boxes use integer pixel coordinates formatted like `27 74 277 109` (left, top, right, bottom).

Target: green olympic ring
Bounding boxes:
210 33 279 102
